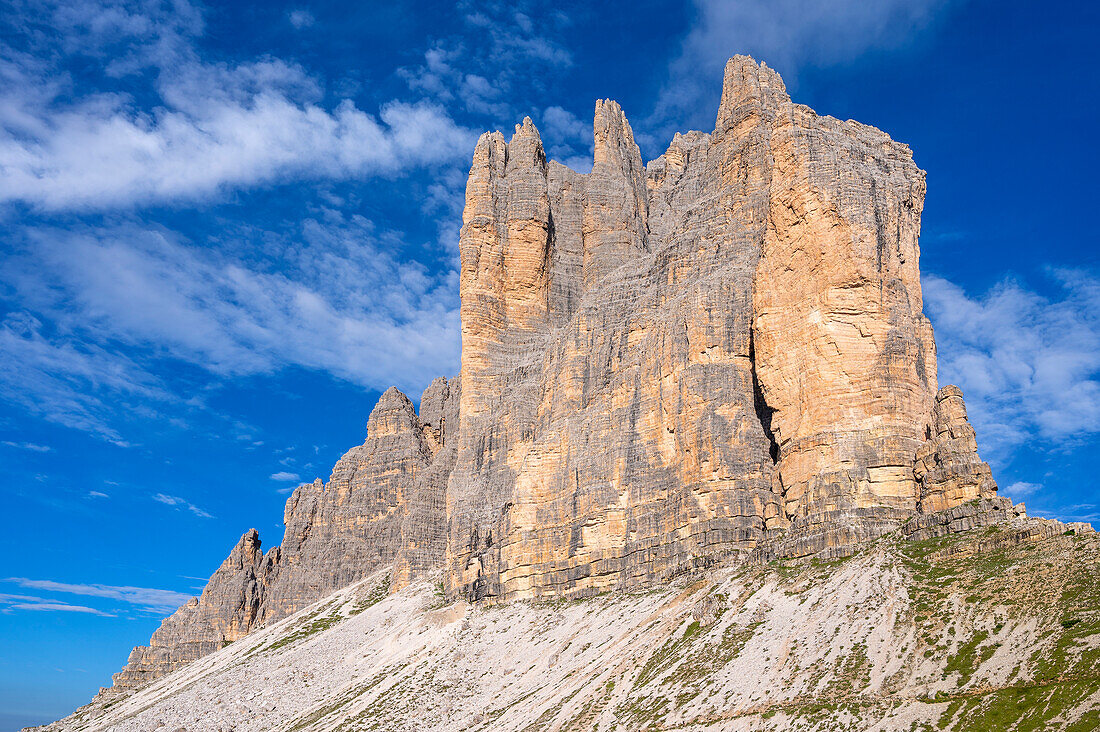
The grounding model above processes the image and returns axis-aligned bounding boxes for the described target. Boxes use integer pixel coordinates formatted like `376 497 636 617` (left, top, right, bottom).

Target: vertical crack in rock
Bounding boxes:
748 332 779 466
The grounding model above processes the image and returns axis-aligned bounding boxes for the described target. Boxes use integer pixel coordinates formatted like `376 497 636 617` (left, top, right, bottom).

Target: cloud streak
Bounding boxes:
152 493 214 519
650 0 952 134
2 214 460 437
2 441 52 452
4 578 194 614
0 311 171 445
4 601 115 616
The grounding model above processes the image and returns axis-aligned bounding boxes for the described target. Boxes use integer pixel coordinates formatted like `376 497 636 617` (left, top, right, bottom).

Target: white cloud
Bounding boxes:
7 211 460 392
1003 481 1041 499
652 0 952 132
87 490 110 499
542 105 589 144
0 209 462 442
0 312 170 445
0 1 474 211
5 578 194 614
5 602 115 616
152 493 214 519
288 9 315 29
270 471 301 482
0 593 116 616
1 441 52 452
398 4 571 126
1034 504 1100 524
924 270 1100 464
540 105 593 170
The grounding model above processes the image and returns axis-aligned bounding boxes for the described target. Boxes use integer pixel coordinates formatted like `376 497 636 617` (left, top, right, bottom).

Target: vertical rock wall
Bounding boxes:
745 57 939 557
445 56 945 597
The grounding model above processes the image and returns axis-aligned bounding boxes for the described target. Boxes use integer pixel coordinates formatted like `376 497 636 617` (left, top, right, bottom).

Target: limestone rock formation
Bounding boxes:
446 56 940 599
261 386 434 619
109 529 266 691
392 376 461 588
90 55 1045 700
914 385 998 513
101 379 459 697
43 521 1100 732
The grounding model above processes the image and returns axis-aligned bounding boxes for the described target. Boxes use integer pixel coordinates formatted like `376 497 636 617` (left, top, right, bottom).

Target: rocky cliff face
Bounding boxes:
446 56 939 600
97 55 1013 697
45 520 1100 732
104 380 459 694
110 529 266 690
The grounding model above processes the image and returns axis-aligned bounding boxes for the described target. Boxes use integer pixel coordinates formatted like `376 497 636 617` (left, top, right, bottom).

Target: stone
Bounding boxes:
108 529 266 692
260 386 433 620
446 55 945 598
392 377 461 589
96 55 1041 696
913 385 998 513
103 382 460 695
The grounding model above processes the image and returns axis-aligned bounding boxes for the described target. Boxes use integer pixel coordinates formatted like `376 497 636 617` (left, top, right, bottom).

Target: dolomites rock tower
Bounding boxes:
102 56 1001 694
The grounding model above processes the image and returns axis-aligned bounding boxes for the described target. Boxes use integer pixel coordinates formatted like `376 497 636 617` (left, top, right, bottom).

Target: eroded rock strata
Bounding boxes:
99 56 1024 697
447 56 937 599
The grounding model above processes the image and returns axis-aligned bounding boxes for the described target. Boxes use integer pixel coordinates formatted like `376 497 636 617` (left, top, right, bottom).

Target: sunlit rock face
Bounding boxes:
100 55 1005 695
446 55 950 599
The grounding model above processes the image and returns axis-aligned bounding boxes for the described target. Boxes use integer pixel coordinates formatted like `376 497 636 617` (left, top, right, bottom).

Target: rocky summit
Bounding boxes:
37 56 1098 731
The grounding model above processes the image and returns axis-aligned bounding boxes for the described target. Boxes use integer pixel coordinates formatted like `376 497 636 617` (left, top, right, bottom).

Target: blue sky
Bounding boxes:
0 0 1097 727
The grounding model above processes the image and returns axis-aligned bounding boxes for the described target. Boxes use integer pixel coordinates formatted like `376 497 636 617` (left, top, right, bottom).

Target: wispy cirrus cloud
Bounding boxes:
0 592 116 617
1003 481 1042 500
0 311 171 445
0 213 460 443
1033 504 1100 524
4 579 194 614
1 440 52 452
270 471 301 482
152 493 214 519
399 2 573 126
288 9 315 29
649 0 954 135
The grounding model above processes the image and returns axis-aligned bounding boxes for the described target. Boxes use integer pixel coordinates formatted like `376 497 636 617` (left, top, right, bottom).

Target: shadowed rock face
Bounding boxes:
914 385 998 514
260 386 433 620
98 55 1007 696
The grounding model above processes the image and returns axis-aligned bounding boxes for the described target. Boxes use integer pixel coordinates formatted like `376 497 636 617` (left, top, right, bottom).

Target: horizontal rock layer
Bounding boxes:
45 524 1100 732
